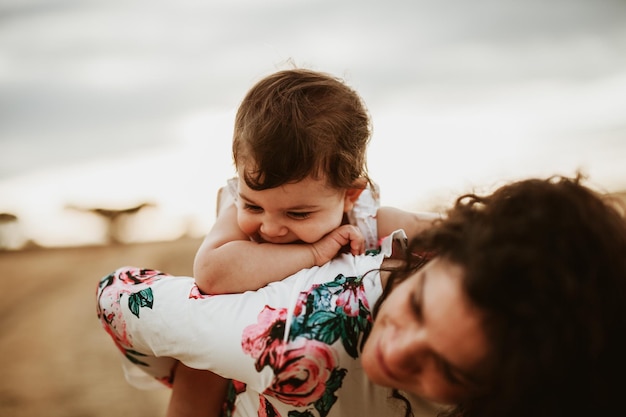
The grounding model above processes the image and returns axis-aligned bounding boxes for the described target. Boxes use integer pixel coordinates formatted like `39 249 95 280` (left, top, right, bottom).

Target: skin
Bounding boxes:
194 170 438 295
363 257 489 404
180 175 367 417
166 364 228 417
178 196 448 417
236 175 356 245
193 173 365 294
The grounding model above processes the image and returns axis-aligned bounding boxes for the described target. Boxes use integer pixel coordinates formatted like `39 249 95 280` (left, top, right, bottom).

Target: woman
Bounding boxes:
365 175 626 416
97 175 626 417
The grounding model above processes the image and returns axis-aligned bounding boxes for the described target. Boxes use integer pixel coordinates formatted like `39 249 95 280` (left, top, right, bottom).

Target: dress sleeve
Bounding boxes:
96 267 293 392
95 232 406 390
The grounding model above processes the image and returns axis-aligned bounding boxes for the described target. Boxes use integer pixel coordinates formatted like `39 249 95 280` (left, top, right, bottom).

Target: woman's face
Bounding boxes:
362 257 489 404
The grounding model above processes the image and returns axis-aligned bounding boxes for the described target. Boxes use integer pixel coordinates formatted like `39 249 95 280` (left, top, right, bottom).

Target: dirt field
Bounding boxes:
0 237 203 417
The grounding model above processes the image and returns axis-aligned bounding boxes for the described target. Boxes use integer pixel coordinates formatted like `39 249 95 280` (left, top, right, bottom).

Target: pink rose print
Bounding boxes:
156 374 175 388
335 280 370 317
97 267 166 359
232 379 247 394
222 380 248 417
255 338 286 373
258 395 282 417
263 338 337 407
115 267 164 285
189 284 214 299
241 275 374 416
242 306 288 361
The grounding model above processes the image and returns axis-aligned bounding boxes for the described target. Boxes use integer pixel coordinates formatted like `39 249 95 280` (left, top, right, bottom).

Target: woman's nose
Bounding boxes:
385 330 428 373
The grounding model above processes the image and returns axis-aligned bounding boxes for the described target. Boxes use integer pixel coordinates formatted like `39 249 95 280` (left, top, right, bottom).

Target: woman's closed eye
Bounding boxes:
411 270 466 386
435 356 464 386
410 295 423 321
409 271 426 321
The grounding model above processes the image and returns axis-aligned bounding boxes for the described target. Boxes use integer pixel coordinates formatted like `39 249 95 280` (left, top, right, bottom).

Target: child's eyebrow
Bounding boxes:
284 204 320 211
238 193 256 204
238 192 320 211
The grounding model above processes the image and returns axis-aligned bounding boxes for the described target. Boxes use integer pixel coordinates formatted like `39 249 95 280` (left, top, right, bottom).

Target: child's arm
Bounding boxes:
376 206 441 241
193 190 364 295
166 362 229 417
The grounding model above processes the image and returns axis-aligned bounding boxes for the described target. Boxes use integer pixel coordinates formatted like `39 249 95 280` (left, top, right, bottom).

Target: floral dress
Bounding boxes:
96 232 440 417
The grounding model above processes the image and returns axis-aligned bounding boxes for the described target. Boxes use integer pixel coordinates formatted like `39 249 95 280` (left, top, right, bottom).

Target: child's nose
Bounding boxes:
260 218 287 237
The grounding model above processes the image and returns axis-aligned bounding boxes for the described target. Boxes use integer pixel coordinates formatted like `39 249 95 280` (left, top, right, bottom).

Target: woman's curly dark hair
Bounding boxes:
376 175 626 417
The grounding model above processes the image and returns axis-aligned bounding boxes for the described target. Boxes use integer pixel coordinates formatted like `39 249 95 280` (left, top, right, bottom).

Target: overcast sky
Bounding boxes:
1 0 625 246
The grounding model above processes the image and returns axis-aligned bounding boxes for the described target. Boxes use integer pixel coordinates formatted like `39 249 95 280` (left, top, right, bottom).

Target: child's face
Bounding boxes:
235 174 354 244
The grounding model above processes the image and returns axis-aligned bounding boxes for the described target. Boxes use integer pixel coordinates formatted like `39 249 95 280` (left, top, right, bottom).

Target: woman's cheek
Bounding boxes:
418 371 467 405
359 330 389 386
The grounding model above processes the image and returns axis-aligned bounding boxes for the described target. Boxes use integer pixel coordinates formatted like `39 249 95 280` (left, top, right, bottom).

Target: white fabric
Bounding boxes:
98 231 442 417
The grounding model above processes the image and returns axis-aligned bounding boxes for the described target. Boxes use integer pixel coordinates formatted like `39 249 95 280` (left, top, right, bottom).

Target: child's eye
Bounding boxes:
287 212 311 220
243 204 263 213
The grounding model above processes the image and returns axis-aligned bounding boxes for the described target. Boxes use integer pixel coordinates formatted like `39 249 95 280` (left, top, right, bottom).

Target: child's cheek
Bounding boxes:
237 213 257 236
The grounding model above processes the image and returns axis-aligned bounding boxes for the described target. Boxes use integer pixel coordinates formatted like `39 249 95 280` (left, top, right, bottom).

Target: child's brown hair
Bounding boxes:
232 69 372 190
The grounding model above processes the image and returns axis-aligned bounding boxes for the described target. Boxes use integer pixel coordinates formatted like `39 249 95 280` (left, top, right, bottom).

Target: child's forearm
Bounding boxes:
377 206 441 241
194 240 317 294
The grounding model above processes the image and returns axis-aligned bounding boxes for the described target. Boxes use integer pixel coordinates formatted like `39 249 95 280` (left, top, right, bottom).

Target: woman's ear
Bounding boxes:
343 178 367 212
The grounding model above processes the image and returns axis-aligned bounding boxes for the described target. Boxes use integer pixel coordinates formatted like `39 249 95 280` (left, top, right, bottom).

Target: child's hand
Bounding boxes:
309 224 365 266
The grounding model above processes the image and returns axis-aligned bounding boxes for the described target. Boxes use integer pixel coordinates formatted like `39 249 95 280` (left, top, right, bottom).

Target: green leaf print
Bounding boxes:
125 351 150 367
307 311 342 344
261 396 281 417
288 410 315 417
128 288 154 318
339 317 360 359
291 274 373 359
314 368 347 417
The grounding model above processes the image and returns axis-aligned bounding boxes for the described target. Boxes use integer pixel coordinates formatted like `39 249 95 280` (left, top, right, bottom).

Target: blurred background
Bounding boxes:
0 0 625 415
1 0 625 250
